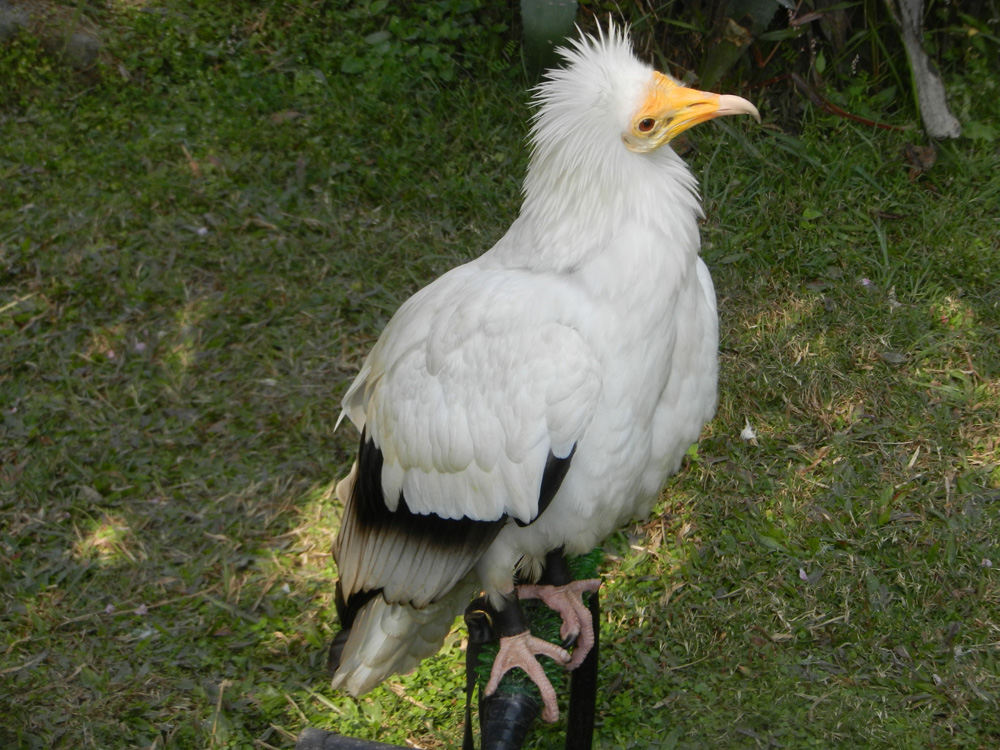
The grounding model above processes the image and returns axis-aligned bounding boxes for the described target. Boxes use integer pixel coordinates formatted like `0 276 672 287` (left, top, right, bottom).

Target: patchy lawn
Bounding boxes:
2 2 998 748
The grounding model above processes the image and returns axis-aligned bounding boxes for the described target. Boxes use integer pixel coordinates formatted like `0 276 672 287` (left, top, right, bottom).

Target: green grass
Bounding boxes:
2 2 999 748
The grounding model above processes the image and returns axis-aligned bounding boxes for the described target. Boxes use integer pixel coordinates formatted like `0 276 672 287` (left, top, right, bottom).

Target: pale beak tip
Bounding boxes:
717 94 761 123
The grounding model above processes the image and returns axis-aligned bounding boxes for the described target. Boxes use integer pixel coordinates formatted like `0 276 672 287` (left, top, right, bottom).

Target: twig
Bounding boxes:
0 293 36 316
202 594 261 624
54 585 221 629
665 654 712 671
211 680 233 746
790 73 911 132
0 650 49 675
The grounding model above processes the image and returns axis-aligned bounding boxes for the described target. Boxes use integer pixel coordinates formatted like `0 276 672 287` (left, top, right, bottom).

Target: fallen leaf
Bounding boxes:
904 143 936 181
270 110 301 124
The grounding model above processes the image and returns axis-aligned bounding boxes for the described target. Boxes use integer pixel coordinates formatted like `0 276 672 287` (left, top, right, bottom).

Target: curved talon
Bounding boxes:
485 632 570 723
517 578 601 670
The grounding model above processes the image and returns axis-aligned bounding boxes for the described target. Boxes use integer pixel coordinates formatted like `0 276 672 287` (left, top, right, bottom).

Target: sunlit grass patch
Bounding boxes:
72 511 144 565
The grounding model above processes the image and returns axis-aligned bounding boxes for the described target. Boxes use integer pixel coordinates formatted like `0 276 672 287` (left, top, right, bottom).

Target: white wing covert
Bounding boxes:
334 264 602 613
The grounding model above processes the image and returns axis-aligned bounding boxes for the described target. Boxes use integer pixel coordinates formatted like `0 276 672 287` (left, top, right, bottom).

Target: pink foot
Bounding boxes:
484 631 570 723
517 579 601 669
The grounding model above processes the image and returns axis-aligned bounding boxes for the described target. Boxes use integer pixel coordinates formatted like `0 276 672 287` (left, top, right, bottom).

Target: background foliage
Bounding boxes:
1 0 998 748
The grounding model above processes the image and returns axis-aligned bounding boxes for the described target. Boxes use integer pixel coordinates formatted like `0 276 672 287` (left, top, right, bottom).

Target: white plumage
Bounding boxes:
329 24 758 719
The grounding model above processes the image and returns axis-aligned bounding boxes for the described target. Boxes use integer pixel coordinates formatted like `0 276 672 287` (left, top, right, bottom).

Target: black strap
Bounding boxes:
565 588 600 750
463 598 494 750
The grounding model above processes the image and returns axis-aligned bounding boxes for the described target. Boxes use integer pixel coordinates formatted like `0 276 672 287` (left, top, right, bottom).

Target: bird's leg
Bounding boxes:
517 547 601 670
483 590 570 723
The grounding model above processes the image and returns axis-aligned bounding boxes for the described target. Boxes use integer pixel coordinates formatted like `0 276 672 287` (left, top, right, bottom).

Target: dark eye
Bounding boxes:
638 118 656 133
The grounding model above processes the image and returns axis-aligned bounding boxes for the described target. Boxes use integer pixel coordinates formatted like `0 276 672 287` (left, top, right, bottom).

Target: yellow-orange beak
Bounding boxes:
624 72 760 153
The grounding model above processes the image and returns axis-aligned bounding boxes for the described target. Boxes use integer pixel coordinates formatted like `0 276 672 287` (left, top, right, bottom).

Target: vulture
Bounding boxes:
329 24 759 723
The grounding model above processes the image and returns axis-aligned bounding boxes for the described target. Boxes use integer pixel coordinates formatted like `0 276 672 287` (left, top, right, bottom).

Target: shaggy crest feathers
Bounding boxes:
529 24 650 141
504 23 702 273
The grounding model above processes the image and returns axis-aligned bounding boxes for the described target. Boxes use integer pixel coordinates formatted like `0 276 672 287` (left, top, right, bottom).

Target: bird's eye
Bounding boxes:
638 118 656 133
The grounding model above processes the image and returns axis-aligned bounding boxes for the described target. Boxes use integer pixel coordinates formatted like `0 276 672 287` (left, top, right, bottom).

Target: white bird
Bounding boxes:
329 24 759 722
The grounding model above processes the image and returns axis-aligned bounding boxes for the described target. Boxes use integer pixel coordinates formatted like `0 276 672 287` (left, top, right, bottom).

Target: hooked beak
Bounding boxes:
624 72 760 152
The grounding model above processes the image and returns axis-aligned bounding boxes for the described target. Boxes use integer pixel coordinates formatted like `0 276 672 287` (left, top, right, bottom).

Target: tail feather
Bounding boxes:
330 578 478 695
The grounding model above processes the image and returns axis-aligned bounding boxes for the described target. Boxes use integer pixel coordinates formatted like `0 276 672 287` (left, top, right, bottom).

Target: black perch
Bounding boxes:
463 576 600 750
302 580 599 750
